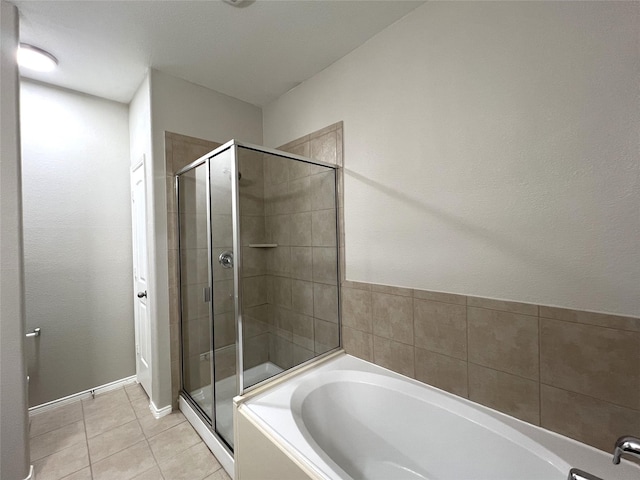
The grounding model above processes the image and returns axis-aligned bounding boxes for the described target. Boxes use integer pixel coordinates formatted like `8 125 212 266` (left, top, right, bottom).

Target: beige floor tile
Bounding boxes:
30 402 83 437
92 440 157 480
84 401 137 439
158 442 220 480
60 467 92 480
203 469 231 480
30 420 86 462
82 388 130 417
148 421 201 461
88 419 145 463
131 396 153 419
132 465 164 480
139 411 186 439
125 383 148 403
33 443 90 480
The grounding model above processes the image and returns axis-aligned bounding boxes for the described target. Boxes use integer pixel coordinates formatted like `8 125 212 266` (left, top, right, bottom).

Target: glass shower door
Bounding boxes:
209 147 237 448
178 163 214 420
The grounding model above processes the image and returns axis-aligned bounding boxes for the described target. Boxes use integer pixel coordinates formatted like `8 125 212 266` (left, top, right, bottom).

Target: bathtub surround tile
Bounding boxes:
310 171 336 211
342 327 374 362
413 299 467 360
413 289 466 306
540 385 640 452
373 336 415 378
540 318 640 409
341 280 371 291
467 307 539 380
30 421 86 462
539 305 640 332
341 287 372 333
310 131 337 166
371 283 412 297
467 296 538 316
415 348 468 398
468 364 540 425
372 292 413 345
290 212 312 246
33 443 90 480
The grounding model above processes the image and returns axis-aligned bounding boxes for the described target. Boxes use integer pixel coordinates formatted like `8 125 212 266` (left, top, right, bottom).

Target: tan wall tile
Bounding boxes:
265 214 291 246
539 306 639 332
240 215 265 246
313 283 338 323
341 287 372 333
311 209 337 247
467 307 539 380
291 313 314 351
343 327 373 362
314 318 339 354
312 247 337 285
310 171 336 211
309 122 339 140
373 336 414 378
341 280 371 291
541 384 640 452
289 176 311 213
540 318 640 409
468 364 540 425
372 292 413 345
414 299 467 360
413 289 466 306
415 348 468 398
290 212 312 246
291 280 314 317
467 296 538 316
371 284 412 297
290 247 312 281
309 131 337 165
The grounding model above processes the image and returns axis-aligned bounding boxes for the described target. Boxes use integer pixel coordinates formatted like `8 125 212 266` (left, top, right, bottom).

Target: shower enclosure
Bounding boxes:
176 140 341 455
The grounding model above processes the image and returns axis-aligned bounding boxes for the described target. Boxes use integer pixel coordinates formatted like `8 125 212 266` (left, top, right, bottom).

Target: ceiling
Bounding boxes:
14 0 424 106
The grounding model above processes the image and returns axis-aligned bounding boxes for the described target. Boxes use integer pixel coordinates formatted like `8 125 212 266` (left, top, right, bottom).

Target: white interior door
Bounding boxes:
131 159 152 396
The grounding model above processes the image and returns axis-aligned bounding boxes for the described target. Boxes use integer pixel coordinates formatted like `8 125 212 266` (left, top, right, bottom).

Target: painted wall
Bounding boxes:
0 1 30 478
21 80 134 406
263 1 640 317
144 69 263 409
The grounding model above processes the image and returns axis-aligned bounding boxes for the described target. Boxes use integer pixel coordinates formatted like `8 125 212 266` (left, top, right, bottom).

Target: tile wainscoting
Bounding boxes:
340 280 640 453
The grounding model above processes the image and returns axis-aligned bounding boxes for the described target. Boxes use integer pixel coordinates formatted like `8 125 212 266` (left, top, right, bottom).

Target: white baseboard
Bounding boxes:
150 401 172 419
29 375 137 416
24 465 34 479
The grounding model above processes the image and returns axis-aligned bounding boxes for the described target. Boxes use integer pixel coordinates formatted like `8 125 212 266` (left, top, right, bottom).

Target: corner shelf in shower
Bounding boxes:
248 244 278 248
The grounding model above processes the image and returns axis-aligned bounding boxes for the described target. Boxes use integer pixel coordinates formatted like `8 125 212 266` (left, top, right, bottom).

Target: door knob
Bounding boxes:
137 291 147 298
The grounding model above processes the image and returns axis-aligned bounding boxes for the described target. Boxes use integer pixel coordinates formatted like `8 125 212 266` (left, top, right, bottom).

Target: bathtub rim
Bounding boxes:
235 352 640 480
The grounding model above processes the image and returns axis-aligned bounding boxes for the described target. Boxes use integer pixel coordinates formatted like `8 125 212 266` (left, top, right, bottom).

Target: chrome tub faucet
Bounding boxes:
613 436 640 465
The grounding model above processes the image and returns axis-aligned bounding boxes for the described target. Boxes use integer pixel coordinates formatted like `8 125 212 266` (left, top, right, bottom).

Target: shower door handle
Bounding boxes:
218 251 234 269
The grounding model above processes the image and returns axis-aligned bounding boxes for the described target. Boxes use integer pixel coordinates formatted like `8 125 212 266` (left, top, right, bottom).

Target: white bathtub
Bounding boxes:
238 354 640 480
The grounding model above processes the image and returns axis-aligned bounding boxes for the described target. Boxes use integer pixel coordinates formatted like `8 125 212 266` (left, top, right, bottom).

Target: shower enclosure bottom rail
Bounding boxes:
179 395 235 477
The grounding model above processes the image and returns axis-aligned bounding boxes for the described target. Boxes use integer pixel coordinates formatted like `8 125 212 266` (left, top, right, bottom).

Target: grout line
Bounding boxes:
80 397 94 480
538 315 542 426
466 302 470 399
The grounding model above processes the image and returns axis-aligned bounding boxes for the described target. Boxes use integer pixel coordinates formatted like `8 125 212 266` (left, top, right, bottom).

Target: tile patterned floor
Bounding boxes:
29 383 231 480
